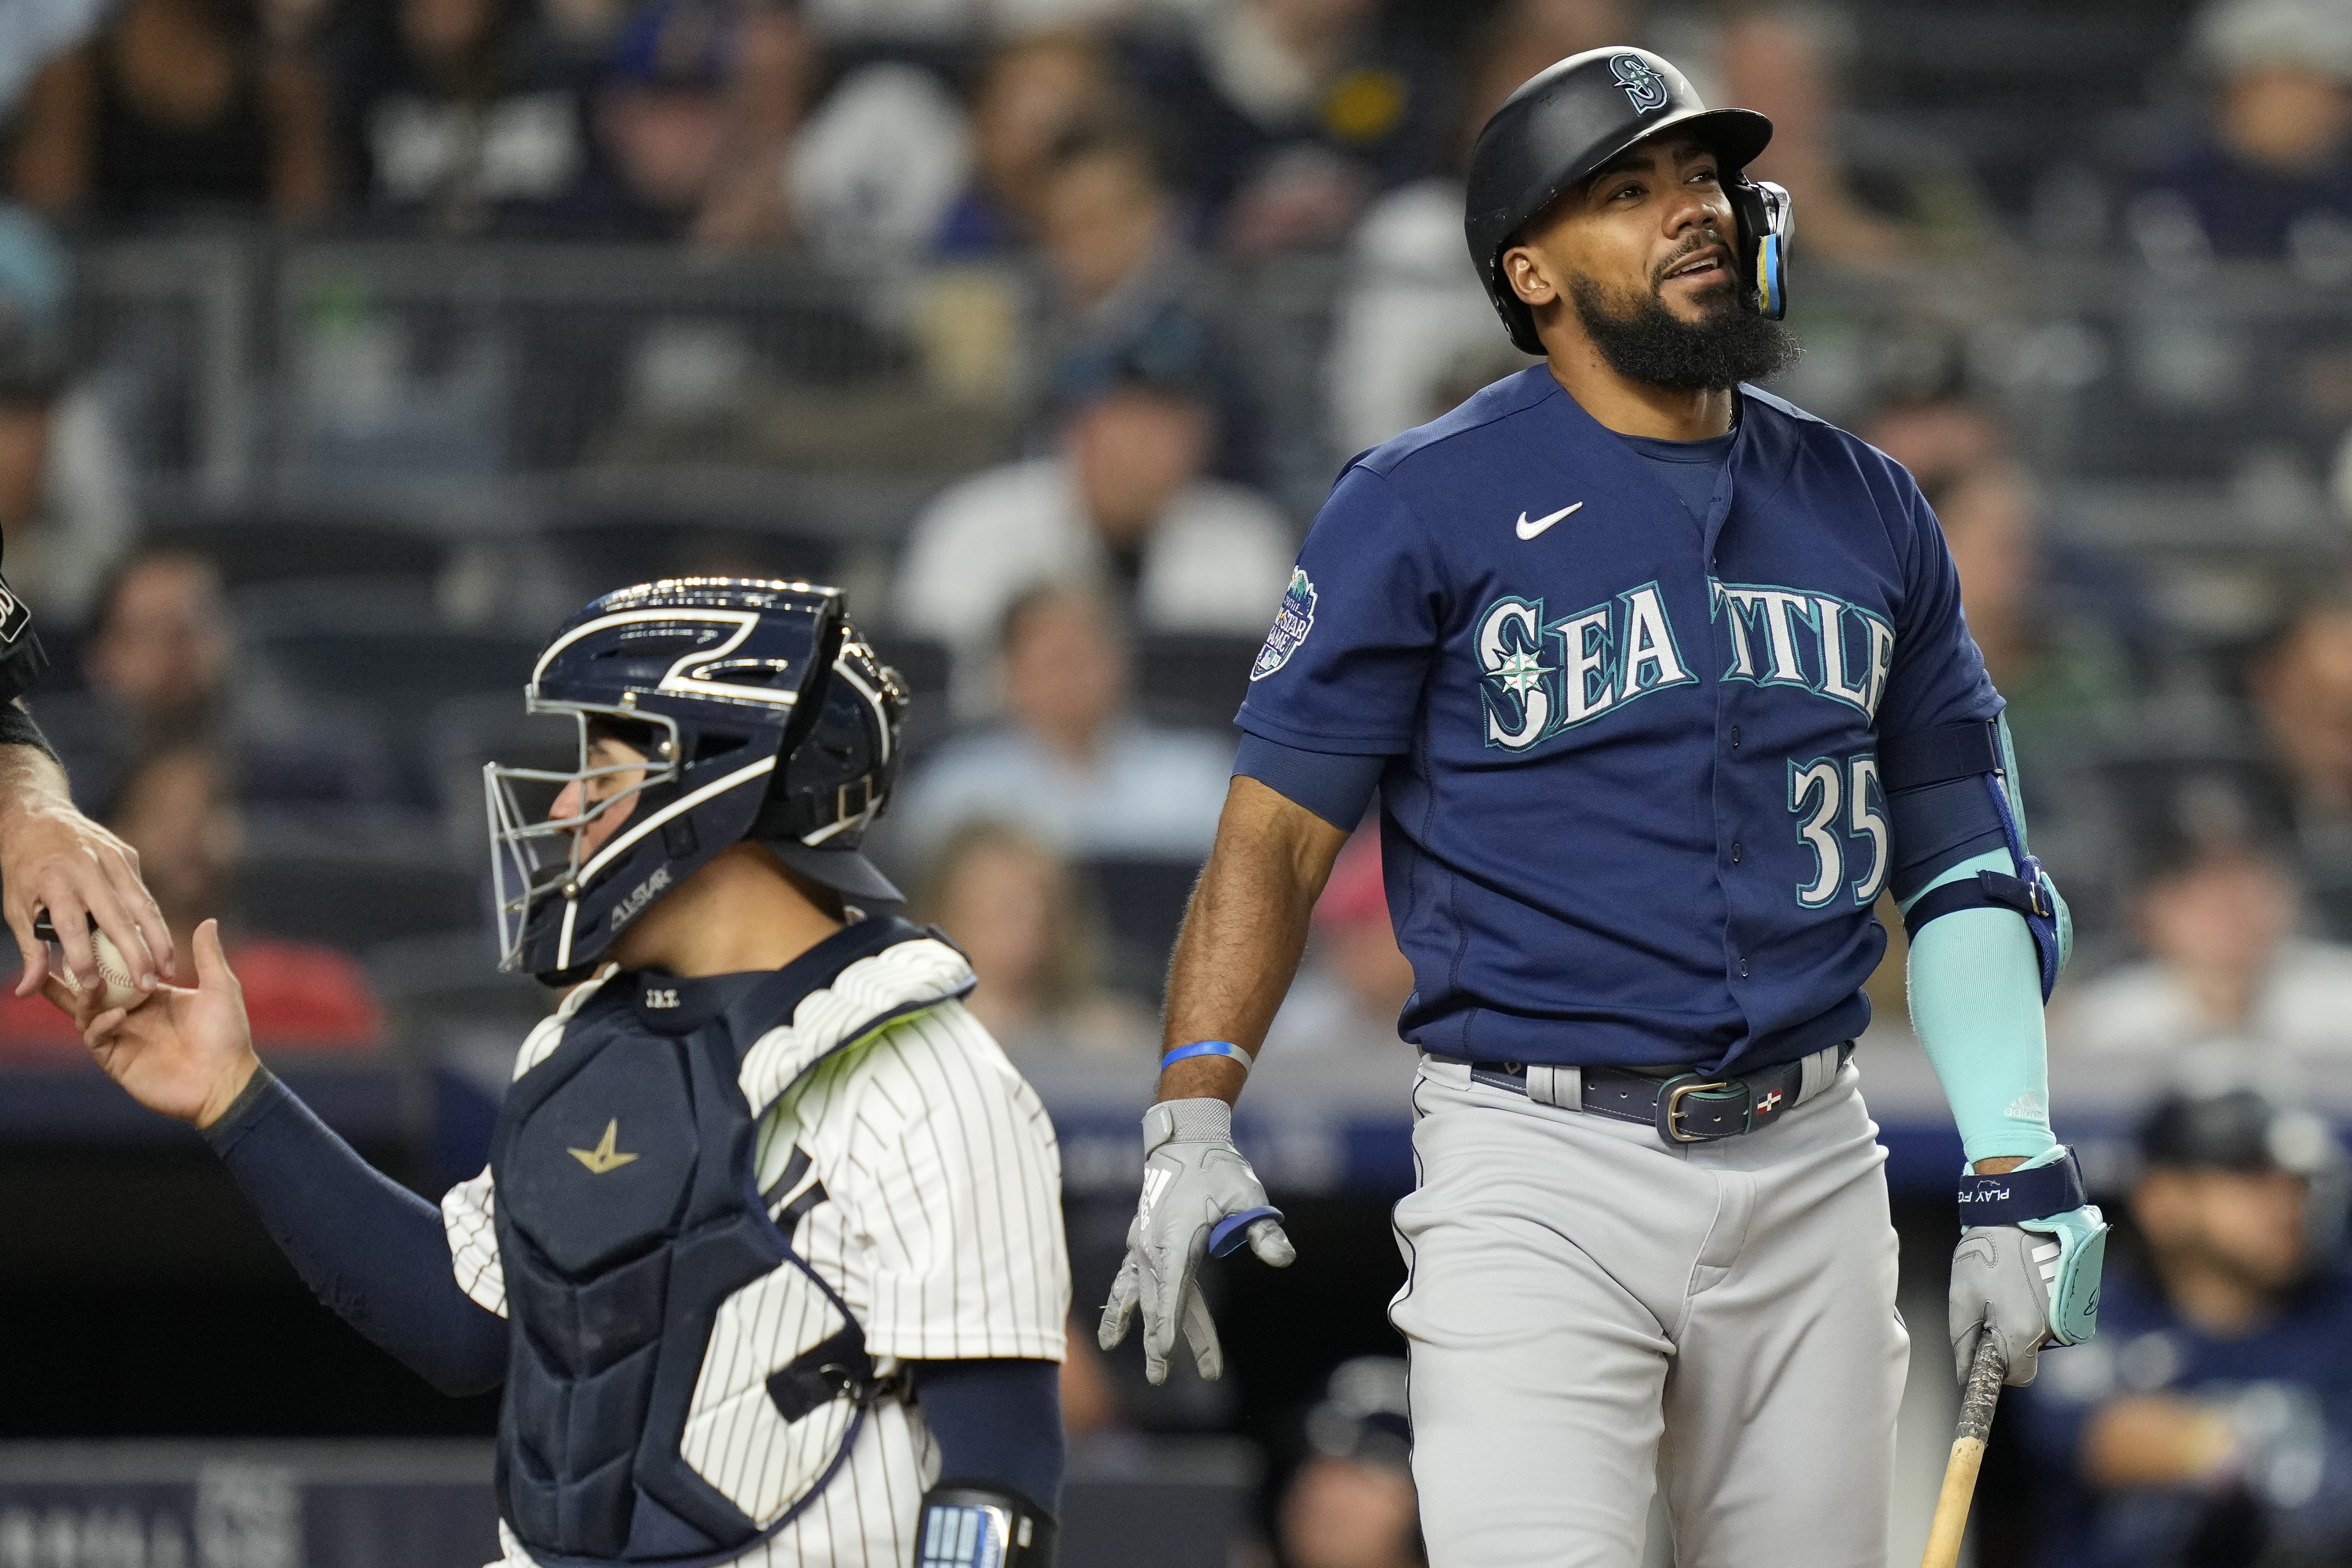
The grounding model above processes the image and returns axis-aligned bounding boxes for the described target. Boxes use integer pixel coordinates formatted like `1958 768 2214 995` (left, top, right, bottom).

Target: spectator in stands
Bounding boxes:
8 0 333 223
1323 0 1622 451
40 549 396 813
326 0 595 234
1280 1357 1423 1568
0 204 133 629
2054 789 2352 1069
3 739 383 1052
2014 1086 2352 1568
891 583 1234 863
1264 830 1417 1057
1123 0 1441 253
795 0 1161 49
785 61 971 262
912 818 1152 1058
602 0 817 247
937 31 1118 255
781 30 1122 262
2135 0 2352 266
893 312 1292 687
1709 4 1994 265
2248 592 2352 935
1862 402 2135 764
1033 119 1200 368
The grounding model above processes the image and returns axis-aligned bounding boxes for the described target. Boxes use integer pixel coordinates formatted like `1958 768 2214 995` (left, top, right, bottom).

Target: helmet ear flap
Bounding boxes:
1727 176 1794 320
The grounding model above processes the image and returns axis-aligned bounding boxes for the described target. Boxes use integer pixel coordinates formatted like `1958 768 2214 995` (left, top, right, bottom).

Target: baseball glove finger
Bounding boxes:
1243 1215 1297 1268
1179 1280 1224 1382
1098 1253 1141 1352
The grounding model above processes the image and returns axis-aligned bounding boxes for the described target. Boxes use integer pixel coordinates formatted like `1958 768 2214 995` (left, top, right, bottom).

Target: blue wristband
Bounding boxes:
1160 1040 1252 1075
1956 1147 2086 1227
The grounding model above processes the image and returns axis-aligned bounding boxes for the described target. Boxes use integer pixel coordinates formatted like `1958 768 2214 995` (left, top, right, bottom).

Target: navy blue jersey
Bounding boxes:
1237 367 2000 1074
2013 1261 2352 1568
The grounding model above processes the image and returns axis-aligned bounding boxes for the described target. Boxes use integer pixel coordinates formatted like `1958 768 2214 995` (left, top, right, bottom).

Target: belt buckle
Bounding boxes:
1655 1073 1741 1144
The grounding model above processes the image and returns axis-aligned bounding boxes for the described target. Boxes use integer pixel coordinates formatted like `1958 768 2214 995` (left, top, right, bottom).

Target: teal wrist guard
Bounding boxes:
2022 1204 2109 1346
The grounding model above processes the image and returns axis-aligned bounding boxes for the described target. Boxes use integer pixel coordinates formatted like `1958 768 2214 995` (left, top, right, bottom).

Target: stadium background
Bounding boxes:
1 0 2345 1563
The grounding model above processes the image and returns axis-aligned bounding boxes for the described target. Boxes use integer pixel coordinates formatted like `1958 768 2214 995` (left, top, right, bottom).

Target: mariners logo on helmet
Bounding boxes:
1611 53 1670 113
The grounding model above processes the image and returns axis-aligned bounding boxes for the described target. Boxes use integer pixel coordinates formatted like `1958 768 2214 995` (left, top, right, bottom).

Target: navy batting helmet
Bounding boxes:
485 578 906 982
1465 46 1791 355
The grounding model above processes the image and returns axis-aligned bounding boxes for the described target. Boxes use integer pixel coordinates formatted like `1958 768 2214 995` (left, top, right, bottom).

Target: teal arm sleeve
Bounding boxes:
1904 849 2058 1165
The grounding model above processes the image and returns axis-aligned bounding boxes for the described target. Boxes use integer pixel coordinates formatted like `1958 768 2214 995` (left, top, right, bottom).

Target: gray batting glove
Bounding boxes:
1949 1203 2107 1388
1098 1098 1295 1385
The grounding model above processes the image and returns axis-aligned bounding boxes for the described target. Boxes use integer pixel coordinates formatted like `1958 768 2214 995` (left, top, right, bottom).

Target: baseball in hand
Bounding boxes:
54 929 149 1014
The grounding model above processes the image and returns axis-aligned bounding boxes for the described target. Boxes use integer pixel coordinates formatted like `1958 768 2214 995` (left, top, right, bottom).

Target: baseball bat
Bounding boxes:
1919 1335 2007 1568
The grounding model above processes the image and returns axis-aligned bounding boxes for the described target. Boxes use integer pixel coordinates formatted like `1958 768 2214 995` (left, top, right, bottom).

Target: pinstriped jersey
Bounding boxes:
442 929 1070 1568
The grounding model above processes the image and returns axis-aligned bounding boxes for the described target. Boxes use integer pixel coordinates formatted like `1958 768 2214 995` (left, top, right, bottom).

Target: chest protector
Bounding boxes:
489 917 968 1567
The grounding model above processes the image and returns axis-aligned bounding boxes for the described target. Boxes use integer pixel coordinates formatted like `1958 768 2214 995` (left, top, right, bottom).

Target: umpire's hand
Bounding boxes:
1099 1098 1295 1384
0 749 173 999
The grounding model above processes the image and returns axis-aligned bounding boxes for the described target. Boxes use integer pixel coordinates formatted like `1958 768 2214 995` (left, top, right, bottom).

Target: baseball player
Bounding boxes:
1100 47 2107 1566
69 580 1072 1568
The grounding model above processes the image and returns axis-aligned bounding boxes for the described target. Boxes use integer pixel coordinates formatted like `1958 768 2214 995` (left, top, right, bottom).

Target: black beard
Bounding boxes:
1568 274 1801 393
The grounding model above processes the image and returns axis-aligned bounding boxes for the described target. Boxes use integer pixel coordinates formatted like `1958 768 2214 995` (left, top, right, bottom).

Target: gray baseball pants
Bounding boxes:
1389 1051 1908 1568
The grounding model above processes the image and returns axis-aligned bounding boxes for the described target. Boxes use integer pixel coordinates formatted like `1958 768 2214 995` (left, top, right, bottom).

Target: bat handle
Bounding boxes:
1919 1336 2007 1568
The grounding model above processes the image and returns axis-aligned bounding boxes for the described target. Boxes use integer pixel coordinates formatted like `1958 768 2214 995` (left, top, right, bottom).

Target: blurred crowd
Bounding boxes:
15 0 2352 1560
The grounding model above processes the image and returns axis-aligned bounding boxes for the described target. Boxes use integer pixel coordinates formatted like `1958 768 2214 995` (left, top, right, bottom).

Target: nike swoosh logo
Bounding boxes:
1515 501 1584 540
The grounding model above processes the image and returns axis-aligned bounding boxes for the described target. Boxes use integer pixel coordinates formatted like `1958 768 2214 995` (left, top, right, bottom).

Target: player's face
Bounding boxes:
1503 136 1738 328
549 734 649 861
2139 1167 2311 1294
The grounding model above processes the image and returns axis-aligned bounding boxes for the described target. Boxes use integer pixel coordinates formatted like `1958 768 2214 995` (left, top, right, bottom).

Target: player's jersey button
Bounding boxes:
1731 841 1743 863
1730 727 1740 747
1738 958 1750 978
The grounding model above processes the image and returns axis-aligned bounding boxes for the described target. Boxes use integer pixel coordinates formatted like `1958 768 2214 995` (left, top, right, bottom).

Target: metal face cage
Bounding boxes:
484 700 684 974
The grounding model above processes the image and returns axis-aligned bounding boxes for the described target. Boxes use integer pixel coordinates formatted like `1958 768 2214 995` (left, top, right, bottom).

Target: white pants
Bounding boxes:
1390 1054 1908 1568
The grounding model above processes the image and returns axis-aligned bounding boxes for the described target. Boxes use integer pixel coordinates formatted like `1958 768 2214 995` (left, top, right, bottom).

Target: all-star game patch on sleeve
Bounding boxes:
1235 465 1445 755
0 565 48 708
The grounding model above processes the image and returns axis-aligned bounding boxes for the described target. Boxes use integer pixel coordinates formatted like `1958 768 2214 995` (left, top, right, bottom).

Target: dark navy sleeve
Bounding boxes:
908 1358 1065 1511
204 1070 509 1397
1874 470 2003 743
1231 732 1384 830
1235 465 1443 755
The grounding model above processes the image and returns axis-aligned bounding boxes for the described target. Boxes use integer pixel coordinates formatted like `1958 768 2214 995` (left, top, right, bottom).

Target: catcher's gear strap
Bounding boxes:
916 1482 1057 1568
1886 716 2065 1001
0 698 56 763
1957 1146 2087 1226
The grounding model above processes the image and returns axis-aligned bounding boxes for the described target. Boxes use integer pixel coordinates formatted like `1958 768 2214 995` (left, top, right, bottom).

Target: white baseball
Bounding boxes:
54 929 149 1013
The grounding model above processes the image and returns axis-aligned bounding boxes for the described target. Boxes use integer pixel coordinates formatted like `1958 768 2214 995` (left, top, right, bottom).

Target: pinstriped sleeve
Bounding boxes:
841 1005 1070 1362
441 1166 507 1317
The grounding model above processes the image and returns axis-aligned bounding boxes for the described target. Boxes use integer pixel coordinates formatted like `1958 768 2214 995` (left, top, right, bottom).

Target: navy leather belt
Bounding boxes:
1443 1042 1853 1145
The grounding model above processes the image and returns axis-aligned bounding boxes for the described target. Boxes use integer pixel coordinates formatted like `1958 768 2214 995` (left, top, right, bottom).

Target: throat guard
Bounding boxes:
488 917 972 1566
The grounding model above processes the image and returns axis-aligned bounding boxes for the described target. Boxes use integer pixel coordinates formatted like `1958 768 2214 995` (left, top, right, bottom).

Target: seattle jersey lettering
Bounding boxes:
1711 580 1895 719
1475 582 1694 750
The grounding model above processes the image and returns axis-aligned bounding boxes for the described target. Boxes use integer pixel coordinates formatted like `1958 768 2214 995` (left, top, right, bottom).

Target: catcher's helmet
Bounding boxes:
485 578 907 983
1465 46 1791 354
